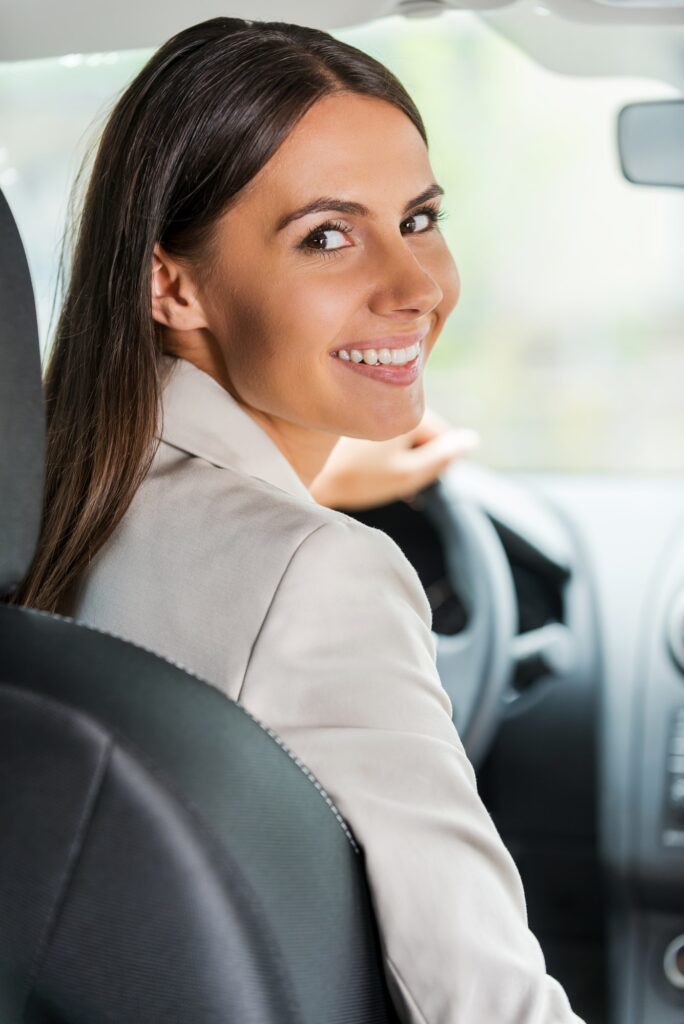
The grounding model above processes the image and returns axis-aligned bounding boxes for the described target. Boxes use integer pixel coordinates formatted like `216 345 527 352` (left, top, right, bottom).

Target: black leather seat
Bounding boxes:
0 187 400 1024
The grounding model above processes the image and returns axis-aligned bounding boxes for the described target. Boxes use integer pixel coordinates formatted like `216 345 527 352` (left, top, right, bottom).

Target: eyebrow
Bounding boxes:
275 182 445 233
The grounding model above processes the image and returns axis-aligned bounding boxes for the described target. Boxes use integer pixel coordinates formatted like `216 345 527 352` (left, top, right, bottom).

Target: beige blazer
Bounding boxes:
64 354 584 1024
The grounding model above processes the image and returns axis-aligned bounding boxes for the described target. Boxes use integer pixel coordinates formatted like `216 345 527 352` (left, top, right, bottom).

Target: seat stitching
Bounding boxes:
238 703 359 854
8 605 360 854
236 522 361 852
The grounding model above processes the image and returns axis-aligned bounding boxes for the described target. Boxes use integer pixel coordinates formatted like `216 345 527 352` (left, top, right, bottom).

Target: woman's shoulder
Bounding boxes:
146 435 360 540
303 517 435 637
142 437 433 627
147 435 387 544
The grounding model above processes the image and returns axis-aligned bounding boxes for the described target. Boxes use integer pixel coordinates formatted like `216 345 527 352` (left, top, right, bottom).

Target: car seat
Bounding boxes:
0 186 401 1024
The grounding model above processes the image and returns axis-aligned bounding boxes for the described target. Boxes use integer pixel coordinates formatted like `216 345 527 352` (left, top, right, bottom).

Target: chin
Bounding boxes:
351 401 424 442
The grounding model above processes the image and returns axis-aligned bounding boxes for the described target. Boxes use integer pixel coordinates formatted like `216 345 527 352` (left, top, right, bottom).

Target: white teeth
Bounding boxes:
335 339 422 366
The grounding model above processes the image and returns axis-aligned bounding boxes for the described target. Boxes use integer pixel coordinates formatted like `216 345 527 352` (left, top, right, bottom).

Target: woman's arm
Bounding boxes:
238 517 585 1024
309 407 480 510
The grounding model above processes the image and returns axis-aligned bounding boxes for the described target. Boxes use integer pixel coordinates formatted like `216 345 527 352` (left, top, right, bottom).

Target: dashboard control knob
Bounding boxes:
663 935 684 989
668 588 684 675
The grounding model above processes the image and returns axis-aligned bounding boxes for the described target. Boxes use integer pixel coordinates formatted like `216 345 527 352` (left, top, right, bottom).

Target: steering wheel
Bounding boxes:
342 467 518 768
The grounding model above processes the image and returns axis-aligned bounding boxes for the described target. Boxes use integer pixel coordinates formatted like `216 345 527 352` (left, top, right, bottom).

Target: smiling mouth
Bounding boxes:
330 340 423 387
331 337 423 367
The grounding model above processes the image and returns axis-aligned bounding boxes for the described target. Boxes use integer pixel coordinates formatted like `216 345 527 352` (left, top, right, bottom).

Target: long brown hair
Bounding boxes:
10 16 428 613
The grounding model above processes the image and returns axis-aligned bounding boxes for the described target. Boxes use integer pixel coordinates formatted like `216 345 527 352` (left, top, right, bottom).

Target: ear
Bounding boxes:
151 243 209 331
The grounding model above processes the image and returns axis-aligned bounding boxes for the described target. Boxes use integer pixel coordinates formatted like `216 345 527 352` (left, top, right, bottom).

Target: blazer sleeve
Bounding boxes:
238 516 585 1024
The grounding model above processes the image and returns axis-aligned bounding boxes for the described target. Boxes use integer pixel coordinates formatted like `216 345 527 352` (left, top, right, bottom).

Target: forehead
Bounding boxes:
244 93 432 210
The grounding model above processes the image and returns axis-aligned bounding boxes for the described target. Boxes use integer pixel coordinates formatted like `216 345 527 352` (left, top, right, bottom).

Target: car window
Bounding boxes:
1 12 682 472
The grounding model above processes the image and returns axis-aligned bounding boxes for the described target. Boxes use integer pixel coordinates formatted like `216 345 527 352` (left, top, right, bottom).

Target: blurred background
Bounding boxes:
1 10 682 471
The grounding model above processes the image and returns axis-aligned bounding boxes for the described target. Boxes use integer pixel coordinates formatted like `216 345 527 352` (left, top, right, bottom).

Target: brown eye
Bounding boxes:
402 205 448 234
299 219 353 257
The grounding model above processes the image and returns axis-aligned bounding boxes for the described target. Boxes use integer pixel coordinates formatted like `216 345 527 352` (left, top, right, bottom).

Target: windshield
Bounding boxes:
1 12 682 472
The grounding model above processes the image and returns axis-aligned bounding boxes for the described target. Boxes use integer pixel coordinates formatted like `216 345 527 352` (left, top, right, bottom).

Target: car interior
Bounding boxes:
1 2 683 1023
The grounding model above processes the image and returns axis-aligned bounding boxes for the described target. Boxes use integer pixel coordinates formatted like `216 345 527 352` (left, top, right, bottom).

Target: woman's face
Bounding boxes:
188 92 460 461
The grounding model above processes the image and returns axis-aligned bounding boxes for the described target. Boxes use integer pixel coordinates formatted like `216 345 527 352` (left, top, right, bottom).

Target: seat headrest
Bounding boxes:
0 188 45 597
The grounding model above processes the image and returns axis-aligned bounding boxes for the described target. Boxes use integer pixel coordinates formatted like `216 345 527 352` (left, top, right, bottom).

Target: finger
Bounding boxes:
421 407 453 434
401 429 480 492
406 407 454 446
412 428 480 462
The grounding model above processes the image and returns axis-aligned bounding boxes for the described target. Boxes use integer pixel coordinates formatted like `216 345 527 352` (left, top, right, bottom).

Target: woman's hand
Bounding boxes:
309 408 480 511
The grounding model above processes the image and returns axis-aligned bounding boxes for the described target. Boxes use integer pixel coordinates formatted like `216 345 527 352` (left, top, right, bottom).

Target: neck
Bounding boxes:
163 341 338 489
244 408 339 490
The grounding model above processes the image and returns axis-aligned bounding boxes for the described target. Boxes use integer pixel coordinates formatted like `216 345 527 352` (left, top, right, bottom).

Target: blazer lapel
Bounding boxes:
157 354 315 504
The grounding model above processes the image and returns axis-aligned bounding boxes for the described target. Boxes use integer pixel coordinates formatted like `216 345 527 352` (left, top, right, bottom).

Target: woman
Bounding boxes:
13 17 584 1023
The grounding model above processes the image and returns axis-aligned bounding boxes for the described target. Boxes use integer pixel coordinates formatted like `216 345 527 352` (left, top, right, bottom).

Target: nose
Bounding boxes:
367 234 444 319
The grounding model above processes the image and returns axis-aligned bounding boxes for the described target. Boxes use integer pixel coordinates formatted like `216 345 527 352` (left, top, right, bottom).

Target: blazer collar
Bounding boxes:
157 355 315 504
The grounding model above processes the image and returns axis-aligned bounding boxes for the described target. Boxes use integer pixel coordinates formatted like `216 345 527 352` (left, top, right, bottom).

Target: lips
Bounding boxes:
331 339 424 387
330 325 429 355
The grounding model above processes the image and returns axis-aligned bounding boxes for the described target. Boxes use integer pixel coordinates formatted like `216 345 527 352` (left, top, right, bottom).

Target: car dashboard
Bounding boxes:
477 470 684 1024
350 467 684 1024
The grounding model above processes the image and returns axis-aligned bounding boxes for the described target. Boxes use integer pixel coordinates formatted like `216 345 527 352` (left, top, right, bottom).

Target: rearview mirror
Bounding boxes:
617 99 684 189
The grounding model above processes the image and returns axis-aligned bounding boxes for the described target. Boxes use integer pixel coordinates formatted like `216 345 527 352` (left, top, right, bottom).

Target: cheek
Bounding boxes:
218 269 360 405
268 269 360 353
